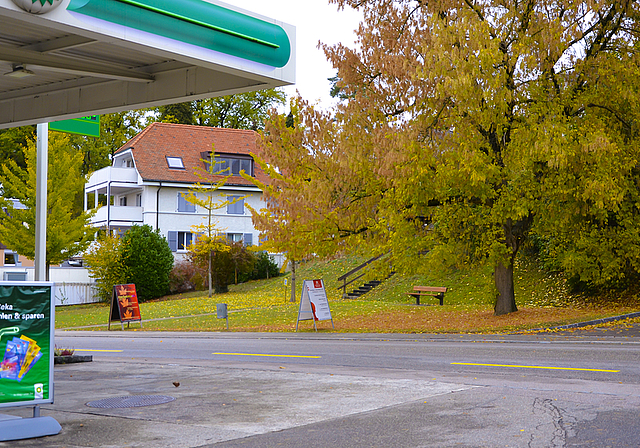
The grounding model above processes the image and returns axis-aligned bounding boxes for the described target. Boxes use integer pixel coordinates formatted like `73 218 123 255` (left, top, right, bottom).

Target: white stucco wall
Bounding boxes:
143 184 264 250
86 166 269 254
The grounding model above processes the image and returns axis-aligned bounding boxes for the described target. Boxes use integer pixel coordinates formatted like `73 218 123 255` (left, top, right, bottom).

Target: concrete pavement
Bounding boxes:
0 325 639 447
1 350 473 447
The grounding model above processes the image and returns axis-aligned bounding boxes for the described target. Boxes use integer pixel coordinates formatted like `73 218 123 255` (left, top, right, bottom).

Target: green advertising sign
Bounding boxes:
49 115 100 137
0 283 54 408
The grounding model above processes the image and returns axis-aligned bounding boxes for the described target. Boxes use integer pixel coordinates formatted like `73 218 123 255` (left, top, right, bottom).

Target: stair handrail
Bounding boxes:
337 253 387 297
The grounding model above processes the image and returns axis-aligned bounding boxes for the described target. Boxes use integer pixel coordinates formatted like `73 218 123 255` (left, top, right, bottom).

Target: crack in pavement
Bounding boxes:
528 397 577 448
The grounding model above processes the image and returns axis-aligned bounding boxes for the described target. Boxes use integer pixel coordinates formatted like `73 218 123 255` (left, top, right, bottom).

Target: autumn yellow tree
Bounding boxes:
252 1 640 315
247 98 390 300
183 150 236 297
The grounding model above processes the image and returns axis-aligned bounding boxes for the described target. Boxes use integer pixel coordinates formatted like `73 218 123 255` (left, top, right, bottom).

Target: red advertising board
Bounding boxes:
109 284 142 330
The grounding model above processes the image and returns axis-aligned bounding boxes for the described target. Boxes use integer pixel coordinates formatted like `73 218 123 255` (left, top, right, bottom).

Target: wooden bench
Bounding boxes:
406 286 447 305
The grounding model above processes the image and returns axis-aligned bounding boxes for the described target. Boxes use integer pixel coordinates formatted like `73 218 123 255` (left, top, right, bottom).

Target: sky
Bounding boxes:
232 0 363 109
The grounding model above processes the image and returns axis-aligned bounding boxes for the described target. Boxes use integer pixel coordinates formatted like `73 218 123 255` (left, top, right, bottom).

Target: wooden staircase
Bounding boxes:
337 254 393 299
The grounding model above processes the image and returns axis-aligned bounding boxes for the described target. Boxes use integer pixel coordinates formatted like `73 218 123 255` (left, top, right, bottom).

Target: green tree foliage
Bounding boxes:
84 232 127 303
187 235 231 296
251 1 640 315
248 251 280 281
68 110 150 175
193 89 286 130
0 125 35 170
328 74 353 101
120 225 174 302
153 89 286 130
0 111 148 178
189 240 254 293
187 234 228 293
157 102 195 125
0 132 94 279
85 226 174 302
229 242 256 285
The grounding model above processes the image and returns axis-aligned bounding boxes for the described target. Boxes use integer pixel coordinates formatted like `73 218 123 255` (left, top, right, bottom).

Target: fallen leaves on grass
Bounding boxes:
329 307 598 333
213 306 635 334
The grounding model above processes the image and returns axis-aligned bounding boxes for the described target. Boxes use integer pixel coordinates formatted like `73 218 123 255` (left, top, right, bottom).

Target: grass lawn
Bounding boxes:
55 256 640 334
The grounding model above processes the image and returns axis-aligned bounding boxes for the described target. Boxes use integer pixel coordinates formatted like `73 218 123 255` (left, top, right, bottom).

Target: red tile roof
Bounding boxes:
115 122 267 187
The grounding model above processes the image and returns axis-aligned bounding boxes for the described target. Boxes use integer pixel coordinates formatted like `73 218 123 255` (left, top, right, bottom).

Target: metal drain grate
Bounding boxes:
86 395 175 409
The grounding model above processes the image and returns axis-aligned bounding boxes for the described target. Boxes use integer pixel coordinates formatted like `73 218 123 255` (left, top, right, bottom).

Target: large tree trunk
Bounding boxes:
494 260 517 315
493 216 532 315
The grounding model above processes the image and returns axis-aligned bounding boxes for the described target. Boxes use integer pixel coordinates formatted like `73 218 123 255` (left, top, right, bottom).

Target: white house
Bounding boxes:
84 122 268 259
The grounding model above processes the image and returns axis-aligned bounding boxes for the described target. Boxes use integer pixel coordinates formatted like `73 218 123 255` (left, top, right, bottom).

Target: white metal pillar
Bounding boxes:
35 123 48 281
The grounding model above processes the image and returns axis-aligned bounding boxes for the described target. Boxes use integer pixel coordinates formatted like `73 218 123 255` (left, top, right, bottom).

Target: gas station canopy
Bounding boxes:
0 0 295 129
0 4 293 435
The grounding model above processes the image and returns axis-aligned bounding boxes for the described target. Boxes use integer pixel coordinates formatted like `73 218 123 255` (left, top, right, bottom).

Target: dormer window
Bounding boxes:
166 156 185 170
121 158 134 168
202 153 253 176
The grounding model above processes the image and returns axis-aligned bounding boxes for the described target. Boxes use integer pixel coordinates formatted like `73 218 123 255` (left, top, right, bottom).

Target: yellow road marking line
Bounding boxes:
451 362 619 372
213 352 320 359
74 349 123 353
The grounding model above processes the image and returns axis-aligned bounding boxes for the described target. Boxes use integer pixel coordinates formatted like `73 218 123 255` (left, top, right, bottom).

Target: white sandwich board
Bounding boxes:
296 279 334 331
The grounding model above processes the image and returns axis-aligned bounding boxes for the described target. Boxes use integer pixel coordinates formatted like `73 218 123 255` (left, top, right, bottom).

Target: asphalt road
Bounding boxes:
22 329 634 448
56 331 640 384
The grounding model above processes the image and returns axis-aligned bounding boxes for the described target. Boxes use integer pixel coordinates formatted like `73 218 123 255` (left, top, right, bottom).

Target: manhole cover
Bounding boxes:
86 395 175 409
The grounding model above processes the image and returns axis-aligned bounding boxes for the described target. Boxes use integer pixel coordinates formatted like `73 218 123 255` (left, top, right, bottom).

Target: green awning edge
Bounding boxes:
67 0 292 68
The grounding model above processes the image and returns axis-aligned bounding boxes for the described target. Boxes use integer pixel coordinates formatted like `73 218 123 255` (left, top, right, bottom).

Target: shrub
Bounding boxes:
84 232 127 303
169 260 206 294
248 251 280 280
189 240 255 293
212 242 255 293
121 225 174 302
54 346 75 357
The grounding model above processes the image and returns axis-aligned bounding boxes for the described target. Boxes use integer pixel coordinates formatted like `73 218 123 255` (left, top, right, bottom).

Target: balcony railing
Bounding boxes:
86 166 138 189
91 205 143 226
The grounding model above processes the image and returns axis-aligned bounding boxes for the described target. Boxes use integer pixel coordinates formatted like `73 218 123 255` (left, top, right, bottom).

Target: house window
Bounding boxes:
136 194 142 207
208 155 253 176
119 196 127 206
178 232 192 250
227 233 253 247
166 156 185 170
4 251 18 266
177 193 195 213
168 231 193 251
121 159 134 168
227 196 244 215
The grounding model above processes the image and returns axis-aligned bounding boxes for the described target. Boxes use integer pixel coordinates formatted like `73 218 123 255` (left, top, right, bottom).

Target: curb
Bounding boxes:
547 311 640 331
54 355 93 364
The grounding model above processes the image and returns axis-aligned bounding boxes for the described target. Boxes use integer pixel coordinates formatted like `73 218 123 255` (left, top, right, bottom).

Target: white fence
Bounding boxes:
53 282 99 306
0 267 100 306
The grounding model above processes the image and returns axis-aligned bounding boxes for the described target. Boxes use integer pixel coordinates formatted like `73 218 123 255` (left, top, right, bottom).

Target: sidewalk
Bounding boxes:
0 346 469 447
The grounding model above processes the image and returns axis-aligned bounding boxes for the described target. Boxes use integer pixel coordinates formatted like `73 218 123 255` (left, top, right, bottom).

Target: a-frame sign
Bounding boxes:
108 284 142 330
296 279 334 331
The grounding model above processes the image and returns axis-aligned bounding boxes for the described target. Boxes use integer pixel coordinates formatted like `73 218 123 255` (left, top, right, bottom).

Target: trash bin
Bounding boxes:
217 303 229 329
